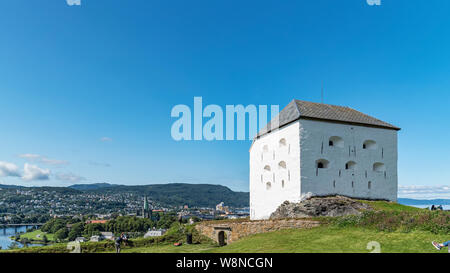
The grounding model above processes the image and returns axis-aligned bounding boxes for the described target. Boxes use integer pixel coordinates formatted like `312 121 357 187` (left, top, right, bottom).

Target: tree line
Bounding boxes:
40 213 179 242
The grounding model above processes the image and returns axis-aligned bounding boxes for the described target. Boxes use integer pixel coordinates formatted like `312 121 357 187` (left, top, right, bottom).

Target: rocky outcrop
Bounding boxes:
270 196 372 219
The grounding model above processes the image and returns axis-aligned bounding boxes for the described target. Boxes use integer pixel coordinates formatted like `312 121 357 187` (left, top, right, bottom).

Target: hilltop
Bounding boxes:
0 183 249 208
68 183 119 191
5 199 449 253
70 183 249 208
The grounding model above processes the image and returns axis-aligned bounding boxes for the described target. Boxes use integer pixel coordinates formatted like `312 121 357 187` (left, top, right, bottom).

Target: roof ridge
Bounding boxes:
344 105 397 127
256 99 400 139
294 99 350 109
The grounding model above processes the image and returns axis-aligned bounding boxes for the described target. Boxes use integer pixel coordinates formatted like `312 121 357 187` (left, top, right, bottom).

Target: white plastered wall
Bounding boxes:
299 119 398 202
249 121 301 220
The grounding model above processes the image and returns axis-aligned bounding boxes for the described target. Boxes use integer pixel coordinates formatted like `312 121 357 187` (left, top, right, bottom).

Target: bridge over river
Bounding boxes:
0 224 45 234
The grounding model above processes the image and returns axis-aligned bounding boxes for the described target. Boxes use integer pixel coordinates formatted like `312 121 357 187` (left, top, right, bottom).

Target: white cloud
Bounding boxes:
100 137 113 142
55 173 86 183
19 154 68 166
18 154 41 160
0 161 21 177
398 185 450 200
66 0 81 6
89 161 111 167
40 158 68 165
22 163 50 181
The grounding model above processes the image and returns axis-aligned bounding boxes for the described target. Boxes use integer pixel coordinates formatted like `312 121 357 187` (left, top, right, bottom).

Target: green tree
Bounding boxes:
68 222 84 241
51 219 67 234
42 234 49 243
157 213 177 229
55 228 69 242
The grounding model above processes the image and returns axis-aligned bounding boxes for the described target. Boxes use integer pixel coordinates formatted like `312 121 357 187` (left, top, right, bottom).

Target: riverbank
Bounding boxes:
10 229 55 243
0 226 48 250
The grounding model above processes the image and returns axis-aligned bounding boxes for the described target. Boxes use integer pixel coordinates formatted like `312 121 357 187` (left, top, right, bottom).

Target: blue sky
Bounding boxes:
0 0 449 198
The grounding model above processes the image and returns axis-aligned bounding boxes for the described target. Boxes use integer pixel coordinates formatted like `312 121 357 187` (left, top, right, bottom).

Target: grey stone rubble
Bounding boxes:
270 195 372 219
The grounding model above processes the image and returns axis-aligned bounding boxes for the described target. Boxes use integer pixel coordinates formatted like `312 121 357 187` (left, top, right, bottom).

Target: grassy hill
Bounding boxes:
207 226 448 253
83 183 249 208
4 200 449 253
1 183 249 208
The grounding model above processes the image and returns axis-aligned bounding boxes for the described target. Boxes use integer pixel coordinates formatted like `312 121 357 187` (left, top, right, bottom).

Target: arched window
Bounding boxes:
281 180 285 188
279 138 287 147
345 161 357 170
316 159 329 169
278 161 287 169
351 181 354 188
266 182 272 190
329 136 344 148
363 140 377 150
373 162 386 172
264 165 271 172
368 181 372 189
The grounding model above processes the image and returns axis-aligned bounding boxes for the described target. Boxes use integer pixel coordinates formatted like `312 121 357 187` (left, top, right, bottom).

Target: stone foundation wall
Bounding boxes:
195 219 320 244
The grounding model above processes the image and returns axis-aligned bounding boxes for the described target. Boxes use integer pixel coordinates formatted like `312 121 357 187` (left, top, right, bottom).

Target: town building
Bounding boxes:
249 100 400 220
75 237 87 243
141 196 152 219
144 228 167 238
100 232 114 240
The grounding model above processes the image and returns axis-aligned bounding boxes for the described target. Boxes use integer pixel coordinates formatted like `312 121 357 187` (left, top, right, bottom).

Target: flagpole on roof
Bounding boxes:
321 81 324 104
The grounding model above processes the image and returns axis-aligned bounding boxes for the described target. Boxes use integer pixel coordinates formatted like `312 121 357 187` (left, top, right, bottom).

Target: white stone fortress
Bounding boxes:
249 100 400 220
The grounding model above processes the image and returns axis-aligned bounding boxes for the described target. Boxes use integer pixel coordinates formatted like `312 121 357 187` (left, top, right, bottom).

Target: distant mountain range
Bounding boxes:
398 198 450 206
1 182 448 208
1 183 249 208
69 183 120 191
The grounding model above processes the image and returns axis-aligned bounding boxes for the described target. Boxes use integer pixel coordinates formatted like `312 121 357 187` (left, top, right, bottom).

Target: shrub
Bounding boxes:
330 210 449 234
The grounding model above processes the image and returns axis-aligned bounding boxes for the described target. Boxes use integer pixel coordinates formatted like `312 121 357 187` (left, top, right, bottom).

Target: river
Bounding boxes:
0 226 44 250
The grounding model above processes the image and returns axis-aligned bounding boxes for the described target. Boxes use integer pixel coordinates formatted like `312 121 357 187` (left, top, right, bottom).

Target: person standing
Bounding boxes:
115 234 123 253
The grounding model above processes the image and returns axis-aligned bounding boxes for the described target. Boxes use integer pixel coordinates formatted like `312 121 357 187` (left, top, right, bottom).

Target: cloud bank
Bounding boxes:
22 163 51 181
100 137 112 142
398 185 450 200
19 154 68 166
0 161 21 177
89 161 111 167
55 173 86 183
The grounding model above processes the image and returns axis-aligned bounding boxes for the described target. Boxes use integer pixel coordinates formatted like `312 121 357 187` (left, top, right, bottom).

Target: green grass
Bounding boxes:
72 226 449 253
4 226 448 253
206 226 448 253
15 229 55 242
103 243 219 253
361 200 424 212
3 201 448 253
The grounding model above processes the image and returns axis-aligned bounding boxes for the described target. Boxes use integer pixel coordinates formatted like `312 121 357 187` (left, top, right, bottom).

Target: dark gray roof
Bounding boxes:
256 100 400 138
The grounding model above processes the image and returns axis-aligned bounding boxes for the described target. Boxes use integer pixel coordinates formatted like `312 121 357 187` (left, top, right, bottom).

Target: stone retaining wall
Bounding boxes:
195 219 320 244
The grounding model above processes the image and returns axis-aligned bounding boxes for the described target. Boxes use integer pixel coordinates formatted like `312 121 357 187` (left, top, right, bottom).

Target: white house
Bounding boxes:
75 237 87 243
144 228 167 238
90 235 102 242
100 232 114 240
249 100 400 220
